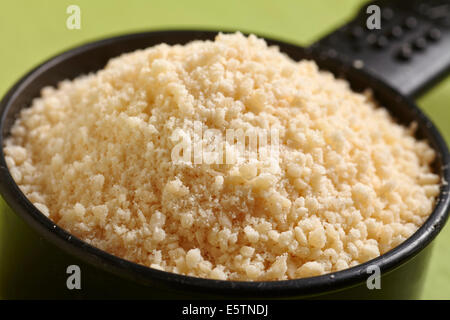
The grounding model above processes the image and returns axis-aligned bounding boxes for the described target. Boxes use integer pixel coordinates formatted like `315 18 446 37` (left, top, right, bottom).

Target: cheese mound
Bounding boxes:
4 33 440 280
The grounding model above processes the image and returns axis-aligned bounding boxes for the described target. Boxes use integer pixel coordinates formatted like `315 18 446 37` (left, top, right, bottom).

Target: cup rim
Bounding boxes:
0 29 449 298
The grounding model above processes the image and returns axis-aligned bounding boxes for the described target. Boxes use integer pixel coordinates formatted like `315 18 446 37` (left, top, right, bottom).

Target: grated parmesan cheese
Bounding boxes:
3 33 440 280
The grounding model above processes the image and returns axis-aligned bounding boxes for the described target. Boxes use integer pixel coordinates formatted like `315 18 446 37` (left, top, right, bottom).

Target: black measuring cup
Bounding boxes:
1 3 450 300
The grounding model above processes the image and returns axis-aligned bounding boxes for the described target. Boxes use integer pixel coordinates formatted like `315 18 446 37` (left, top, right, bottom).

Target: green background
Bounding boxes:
0 0 449 299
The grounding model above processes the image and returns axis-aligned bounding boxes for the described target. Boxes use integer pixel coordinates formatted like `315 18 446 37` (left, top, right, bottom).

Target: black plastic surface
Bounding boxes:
312 0 450 98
